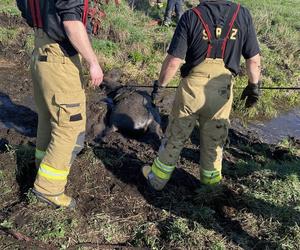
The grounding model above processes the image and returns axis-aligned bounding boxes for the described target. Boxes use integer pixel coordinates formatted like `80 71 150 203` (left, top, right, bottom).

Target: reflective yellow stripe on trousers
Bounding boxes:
38 163 69 181
200 169 222 185
151 157 175 180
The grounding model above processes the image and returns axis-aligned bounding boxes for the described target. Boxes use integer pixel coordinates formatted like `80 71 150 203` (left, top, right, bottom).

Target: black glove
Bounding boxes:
240 81 261 108
151 80 165 105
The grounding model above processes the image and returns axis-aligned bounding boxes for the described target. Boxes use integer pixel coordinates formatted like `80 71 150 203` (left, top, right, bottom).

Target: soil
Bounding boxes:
0 14 299 250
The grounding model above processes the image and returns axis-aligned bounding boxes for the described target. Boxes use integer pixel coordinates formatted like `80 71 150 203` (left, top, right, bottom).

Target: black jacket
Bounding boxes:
17 0 88 56
167 0 260 76
48 0 84 41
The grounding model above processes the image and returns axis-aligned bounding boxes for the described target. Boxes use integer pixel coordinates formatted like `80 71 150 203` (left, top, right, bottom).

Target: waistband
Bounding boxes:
32 29 81 65
189 59 232 78
33 54 76 64
34 28 54 42
33 29 65 57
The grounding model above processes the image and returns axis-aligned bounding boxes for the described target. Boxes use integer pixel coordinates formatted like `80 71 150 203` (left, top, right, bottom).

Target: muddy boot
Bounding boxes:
142 165 169 191
32 189 76 209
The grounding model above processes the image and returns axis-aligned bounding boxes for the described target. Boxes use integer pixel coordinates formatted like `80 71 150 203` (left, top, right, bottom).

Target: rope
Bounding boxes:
110 85 300 90
253 87 300 90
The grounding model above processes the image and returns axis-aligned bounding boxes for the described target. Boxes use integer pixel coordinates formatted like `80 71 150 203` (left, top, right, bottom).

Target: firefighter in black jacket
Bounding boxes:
143 0 261 190
17 0 103 208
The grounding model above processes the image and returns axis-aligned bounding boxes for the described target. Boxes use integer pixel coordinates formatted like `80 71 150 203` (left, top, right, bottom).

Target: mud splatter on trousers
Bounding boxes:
158 59 233 185
31 30 86 195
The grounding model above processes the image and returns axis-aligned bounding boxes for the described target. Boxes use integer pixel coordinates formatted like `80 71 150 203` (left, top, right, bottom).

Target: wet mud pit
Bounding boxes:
1 55 299 249
0 59 37 145
1 14 300 248
248 109 300 144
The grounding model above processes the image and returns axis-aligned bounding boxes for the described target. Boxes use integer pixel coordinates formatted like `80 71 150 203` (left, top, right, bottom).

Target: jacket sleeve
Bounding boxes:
167 11 190 59
242 8 260 59
55 0 84 21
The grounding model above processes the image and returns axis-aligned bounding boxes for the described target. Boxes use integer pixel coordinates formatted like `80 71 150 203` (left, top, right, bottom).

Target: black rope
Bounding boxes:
254 87 300 90
116 85 300 90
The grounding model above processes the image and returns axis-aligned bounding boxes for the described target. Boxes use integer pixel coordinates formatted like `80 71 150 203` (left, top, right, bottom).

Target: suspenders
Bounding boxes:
192 3 241 59
27 0 89 28
82 0 89 26
28 0 43 28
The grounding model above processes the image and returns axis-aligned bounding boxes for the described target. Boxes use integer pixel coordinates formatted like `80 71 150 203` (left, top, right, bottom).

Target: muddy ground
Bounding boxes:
1 14 300 250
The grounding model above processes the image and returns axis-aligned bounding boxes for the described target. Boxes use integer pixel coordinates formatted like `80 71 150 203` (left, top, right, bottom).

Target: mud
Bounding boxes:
0 58 37 146
1 14 300 249
0 13 26 28
1 54 299 249
0 14 31 65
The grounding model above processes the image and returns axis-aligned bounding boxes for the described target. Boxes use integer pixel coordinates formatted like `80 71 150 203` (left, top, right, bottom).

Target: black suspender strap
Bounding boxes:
192 2 241 59
28 0 37 27
34 0 43 28
221 3 240 58
192 7 213 58
28 0 88 28
83 0 89 26
28 0 43 28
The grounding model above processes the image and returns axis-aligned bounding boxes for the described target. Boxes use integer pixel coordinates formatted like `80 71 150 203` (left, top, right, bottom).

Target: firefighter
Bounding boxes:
16 0 103 208
163 0 184 26
143 0 261 190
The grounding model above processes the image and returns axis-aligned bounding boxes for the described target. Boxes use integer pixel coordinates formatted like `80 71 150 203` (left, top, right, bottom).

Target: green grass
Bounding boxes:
94 1 174 81
0 0 19 15
0 27 19 45
0 1 300 249
2 0 299 120
90 0 300 119
0 136 299 249
92 39 119 57
88 213 125 243
131 211 228 249
224 139 300 248
232 0 300 118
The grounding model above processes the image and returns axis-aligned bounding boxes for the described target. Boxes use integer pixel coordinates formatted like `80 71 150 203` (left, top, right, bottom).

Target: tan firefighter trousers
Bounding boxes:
158 58 233 185
31 30 86 196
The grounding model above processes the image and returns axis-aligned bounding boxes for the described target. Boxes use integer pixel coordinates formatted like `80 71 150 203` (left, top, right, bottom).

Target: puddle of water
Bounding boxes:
249 109 300 144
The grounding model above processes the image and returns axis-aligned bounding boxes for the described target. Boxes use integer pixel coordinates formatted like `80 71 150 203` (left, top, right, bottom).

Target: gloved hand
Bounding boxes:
151 80 165 105
240 81 261 108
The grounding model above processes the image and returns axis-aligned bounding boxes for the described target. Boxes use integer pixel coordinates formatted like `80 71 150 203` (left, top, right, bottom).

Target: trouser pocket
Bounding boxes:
54 90 86 128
